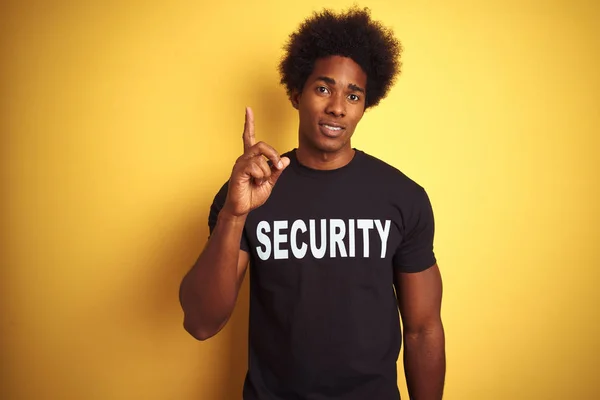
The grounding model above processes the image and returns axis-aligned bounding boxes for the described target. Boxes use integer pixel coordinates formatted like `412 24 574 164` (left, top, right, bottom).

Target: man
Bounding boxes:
179 6 445 400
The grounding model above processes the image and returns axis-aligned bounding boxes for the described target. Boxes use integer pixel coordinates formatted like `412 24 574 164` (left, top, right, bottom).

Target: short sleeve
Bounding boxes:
208 180 250 252
393 187 437 273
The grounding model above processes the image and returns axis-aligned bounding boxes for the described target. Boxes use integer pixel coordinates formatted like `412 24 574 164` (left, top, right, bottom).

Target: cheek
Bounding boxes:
300 103 319 121
352 110 364 125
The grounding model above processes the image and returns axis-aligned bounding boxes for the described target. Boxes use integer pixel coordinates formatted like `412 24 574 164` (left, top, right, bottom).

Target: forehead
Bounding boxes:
308 55 367 87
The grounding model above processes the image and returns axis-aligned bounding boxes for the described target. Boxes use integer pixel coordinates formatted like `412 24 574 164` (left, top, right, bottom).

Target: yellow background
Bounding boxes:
1 0 599 399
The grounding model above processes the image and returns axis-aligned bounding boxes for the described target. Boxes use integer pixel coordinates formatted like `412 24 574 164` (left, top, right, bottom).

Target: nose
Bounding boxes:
325 93 346 118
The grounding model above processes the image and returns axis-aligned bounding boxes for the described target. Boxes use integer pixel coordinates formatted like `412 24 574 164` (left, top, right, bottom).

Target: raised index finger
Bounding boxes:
243 106 256 152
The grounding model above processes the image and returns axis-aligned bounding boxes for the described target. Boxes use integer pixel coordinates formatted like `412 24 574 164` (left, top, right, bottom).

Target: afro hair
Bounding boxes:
278 6 402 109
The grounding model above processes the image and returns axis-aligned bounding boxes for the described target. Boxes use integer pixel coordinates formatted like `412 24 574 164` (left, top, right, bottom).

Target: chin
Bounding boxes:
299 126 353 153
312 138 349 153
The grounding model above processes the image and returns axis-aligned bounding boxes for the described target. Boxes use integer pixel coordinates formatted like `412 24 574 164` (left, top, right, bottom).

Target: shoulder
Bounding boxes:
356 150 427 196
212 179 230 205
281 149 295 159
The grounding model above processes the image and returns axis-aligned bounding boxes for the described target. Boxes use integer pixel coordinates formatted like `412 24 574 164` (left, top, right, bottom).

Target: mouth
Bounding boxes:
319 122 346 138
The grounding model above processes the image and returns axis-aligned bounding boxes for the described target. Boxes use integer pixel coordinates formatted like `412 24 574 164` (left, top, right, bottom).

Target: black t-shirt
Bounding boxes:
208 149 436 400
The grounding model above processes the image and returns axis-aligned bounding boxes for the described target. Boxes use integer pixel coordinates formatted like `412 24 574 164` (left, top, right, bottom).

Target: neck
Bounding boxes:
295 143 355 170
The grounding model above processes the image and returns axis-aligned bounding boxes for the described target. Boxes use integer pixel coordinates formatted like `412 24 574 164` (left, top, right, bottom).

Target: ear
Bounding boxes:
290 89 301 110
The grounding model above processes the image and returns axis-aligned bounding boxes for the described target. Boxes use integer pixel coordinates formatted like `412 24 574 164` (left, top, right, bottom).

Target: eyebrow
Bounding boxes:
316 76 365 94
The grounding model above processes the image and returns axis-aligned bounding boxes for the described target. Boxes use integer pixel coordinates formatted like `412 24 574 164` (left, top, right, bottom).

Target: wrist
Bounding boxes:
218 208 248 226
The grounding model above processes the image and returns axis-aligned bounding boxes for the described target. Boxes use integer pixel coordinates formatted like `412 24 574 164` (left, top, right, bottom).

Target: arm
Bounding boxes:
179 213 250 341
178 107 289 341
394 263 445 400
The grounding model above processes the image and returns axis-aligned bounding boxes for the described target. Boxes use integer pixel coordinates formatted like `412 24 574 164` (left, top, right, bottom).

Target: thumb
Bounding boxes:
268 156 291 185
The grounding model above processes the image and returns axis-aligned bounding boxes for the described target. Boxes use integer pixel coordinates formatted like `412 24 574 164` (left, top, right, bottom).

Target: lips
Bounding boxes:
319 121 346 138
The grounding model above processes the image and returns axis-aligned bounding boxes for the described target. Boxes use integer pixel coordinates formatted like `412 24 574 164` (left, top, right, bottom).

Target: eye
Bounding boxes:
316 86 330 94
348 94 360 102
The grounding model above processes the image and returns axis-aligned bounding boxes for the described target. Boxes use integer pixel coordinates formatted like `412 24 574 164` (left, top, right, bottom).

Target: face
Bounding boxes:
292 55 367 155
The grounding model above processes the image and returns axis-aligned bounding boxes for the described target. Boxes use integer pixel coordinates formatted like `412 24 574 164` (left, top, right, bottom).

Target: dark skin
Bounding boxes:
291 55 367 169
179 55 445 399
179 107 287 340
395 264 446 399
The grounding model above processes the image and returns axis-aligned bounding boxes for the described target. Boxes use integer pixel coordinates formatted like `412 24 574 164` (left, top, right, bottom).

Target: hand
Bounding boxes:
222 107 290 217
